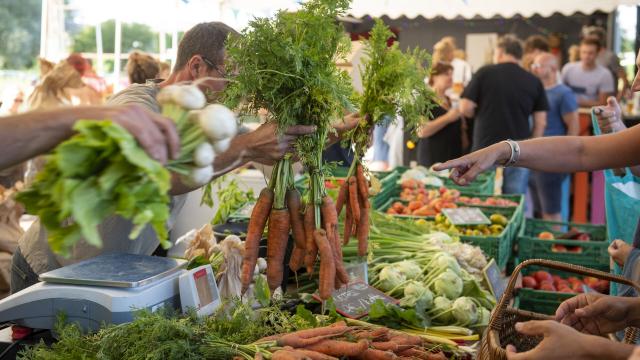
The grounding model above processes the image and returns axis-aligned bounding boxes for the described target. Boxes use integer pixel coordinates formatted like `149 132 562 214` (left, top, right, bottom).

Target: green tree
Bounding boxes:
0 0 41 69
72 20 158 54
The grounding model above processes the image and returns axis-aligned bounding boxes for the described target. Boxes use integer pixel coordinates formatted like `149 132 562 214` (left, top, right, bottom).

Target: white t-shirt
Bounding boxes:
451 58 473 86
561 62 615 102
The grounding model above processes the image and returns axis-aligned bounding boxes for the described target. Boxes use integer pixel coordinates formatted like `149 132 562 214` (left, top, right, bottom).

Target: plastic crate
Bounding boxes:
514 288 574 315
517 219 609 271
392 166 496 195
459 207 517 271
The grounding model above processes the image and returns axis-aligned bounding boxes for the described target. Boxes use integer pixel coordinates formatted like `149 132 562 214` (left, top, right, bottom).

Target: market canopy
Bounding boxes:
346 0 639 19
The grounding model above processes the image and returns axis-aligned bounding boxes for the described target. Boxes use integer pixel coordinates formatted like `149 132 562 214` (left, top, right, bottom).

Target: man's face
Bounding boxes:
493 47 503 64
580 44 598 67
195 52 230 103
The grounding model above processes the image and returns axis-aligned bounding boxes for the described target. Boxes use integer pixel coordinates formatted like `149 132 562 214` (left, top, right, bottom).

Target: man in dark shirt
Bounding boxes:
460 34 548 194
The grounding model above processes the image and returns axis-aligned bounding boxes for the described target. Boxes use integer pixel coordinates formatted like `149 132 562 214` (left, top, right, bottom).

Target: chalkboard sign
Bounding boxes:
345 262 368 284
483 258 507 301
442 207 491 226
330 282 397 319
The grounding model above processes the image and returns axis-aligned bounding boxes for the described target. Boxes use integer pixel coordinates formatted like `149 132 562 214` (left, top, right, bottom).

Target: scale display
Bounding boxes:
179 265 220 317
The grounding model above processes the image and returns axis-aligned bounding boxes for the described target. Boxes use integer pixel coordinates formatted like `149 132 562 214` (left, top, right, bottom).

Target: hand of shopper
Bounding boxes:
432 141 511 186
505 321 592 360
242 122 316 165
594 97 624 134
446 108 461 123
106 104 180 164
628 346 640 360
555 293 638 335
333 112 363 135
609 239 633 267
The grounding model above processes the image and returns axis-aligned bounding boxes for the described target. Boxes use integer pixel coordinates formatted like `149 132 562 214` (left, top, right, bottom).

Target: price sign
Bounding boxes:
329 282 397 319
442 207 491 226
483 258 507 302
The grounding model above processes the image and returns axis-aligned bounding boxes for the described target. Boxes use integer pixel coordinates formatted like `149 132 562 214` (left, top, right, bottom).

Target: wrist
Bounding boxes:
587 334 635 360
626 297 640 328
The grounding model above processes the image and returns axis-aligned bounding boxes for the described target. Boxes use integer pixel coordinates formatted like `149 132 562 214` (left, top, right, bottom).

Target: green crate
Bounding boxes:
392 166 496 195
517 219 609 271
456 193 525 239
459 207 517 271
514 288 574 315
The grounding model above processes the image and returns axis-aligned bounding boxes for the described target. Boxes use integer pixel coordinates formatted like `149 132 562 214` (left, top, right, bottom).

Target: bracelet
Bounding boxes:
501 139 520 167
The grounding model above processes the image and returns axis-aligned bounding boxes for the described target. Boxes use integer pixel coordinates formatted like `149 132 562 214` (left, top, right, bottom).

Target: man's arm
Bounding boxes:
0 105 179 171
563 110 580 136
531 111 547 138
459 99 477 118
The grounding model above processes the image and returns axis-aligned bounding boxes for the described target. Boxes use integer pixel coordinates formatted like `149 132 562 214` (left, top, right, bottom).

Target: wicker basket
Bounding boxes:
479 259 640 360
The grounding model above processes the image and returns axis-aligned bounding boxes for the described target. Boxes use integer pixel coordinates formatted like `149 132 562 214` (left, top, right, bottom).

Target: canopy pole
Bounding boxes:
171 0 179 67
114 17 122 91
95 22 104 76
39 0 49 58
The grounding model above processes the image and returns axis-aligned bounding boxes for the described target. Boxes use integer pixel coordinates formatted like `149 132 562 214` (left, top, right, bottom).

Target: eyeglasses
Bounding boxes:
200 55 228 78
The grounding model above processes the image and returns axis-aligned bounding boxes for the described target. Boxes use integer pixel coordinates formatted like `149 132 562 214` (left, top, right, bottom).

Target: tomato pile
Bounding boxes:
522 271 609 294
458 196 519 207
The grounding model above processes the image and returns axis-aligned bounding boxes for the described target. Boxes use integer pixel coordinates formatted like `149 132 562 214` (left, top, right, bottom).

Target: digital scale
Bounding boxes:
0 253 221 332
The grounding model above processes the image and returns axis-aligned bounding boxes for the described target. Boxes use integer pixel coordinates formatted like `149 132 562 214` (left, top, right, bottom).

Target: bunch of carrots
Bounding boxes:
240 157 350 299
336 163 371 257
256 321 447 360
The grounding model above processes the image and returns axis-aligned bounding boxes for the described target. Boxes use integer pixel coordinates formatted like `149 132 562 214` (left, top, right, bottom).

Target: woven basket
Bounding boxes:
479 259 640 360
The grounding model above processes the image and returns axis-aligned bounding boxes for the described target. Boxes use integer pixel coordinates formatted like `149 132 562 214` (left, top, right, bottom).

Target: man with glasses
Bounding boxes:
11 22 320 293
529 52 579 222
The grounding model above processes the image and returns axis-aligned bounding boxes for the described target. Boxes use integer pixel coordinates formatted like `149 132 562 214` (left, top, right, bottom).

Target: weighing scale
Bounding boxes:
0 253 219 332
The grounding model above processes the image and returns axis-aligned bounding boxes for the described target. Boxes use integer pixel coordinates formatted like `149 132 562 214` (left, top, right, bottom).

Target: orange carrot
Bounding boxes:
314 229 335 300
241 188 273 294
356 164 370 209
353 328 390 341
321 196 338 242
335 180 349 216
254 353 263 360
343 200 353 245
285 349 338 360
371 341 399 352
304 339 369 357
357 205 370 257
266 208 291 293
348 176 361 222
362 348 398 360
287 189 306 250
320 196 349 286
304 204 317 273
280 321 347 340
271 350 302 360
388 334 423 347
289 245 305 273
277 329 348 348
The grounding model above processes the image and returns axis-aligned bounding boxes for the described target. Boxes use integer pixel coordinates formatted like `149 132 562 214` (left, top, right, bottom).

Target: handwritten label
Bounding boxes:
442 207 491 226
331 282 396 319
345 262 368 284
483 258 507 302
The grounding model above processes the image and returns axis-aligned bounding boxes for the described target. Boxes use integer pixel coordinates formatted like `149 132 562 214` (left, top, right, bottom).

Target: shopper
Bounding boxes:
416 62 463 167
522 35 550 72
561 37 615 107
584 26 630 97
529 52 579 221
440 36 473 88
459 34 548 194
27 62 97 110
126 51 160 84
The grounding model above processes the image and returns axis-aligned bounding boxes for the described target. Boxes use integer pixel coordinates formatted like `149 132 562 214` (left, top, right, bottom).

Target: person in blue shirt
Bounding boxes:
529 52 579 221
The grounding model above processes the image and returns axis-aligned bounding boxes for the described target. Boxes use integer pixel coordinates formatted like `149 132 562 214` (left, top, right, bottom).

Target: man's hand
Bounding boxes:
105 105 180 164
432 141 511 186
333 112 362 135
594 97 624 133
555 293 637 335
505 321 592 360
243 122 316 165
609 239 633 267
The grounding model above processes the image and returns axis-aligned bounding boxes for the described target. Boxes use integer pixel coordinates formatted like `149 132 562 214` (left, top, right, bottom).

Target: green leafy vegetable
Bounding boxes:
17 120 171 255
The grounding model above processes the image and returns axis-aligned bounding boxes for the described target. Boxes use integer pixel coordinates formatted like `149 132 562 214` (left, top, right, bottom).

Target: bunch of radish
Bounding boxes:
158 84 238 187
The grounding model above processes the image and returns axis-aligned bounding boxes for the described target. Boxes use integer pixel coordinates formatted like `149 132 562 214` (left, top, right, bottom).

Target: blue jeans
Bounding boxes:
502 167 530 195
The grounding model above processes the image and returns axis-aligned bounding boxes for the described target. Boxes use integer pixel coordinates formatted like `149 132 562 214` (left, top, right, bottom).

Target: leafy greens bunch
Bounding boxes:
350 18 435 161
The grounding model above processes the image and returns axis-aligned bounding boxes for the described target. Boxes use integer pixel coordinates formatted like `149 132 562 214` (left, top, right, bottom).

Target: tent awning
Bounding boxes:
347 0 640 19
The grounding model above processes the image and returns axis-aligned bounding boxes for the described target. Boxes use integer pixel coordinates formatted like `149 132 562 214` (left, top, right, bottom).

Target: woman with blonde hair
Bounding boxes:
27 62 101 110
126 51 160 84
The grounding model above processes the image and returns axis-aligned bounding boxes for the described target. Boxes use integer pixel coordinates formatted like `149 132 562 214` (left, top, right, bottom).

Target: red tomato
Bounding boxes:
522 276 538 289
534 271 553 284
